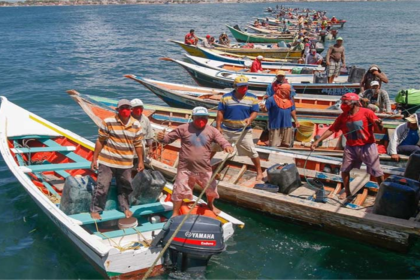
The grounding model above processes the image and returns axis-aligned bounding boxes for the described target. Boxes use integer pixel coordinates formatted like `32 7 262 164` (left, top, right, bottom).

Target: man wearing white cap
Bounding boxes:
388 113 420 161
157 107 233 217
130 98 154 147
358 80 392 113
360 64 388 92
250 55 264 73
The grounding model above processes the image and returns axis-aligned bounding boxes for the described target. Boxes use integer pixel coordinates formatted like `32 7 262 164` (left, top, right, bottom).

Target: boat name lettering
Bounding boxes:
185 232 215 239
322 88 351 96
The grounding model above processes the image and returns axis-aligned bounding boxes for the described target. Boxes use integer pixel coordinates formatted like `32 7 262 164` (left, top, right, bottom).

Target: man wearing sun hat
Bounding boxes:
90 99 144 220
388 113 420 161
359 80 392 113
326 37 346 83
360 64 389 92
157 107 233 216
311 93 384 200
215 75 264 181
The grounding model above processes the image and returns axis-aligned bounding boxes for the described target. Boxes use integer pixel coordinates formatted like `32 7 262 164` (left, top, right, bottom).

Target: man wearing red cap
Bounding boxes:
202 35 214 48
311 93 384 201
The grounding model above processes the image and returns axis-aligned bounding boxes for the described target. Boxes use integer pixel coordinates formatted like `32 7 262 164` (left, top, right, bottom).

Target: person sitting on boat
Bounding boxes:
305 48 323 65
214 75 264 181
157 107 233 217
90 99 144 220
311 93 384 201
250 55 264 73
202 34 214 48
360 64 389 92
292 32 305 46
130 98 154 157
260 75 300 148
326 37 346 83
185 29 198 46
292 39 304 51
388 113 420 161
253 20 261 28
303 37 311 58
219 32 230 46
359 81 392 113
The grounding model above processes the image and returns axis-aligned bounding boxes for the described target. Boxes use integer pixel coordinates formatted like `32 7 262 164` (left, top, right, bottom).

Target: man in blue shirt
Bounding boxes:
261 81 300 147
264 70 296 99
215 75 263 181
388 113 420 161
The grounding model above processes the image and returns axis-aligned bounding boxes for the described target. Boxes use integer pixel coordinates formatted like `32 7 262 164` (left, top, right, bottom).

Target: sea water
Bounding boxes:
1 1 420 278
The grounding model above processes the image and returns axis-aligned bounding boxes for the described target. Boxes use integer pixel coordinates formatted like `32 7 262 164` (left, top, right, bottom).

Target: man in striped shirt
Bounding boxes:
215 75 263 181
90 99 144 220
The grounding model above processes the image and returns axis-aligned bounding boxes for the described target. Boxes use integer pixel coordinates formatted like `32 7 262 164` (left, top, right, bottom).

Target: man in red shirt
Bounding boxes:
250 55 264 73
185 29 198 45
311 93 384 200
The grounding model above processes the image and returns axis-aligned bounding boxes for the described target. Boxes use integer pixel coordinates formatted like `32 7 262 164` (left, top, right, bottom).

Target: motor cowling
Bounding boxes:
162 215 225 276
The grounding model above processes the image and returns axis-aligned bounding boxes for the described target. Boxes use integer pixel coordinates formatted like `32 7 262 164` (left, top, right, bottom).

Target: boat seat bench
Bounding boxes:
11 146 76 153
21 162 92 173
69 202 168 225
93 222 165 239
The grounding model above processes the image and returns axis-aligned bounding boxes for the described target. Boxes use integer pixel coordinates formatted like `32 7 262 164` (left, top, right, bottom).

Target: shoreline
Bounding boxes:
0 0 404 8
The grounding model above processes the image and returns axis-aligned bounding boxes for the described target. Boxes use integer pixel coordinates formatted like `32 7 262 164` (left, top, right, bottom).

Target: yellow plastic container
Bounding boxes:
295 121 315 142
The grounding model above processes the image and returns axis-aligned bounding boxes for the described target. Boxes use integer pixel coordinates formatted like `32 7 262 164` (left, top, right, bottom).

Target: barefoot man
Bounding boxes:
157 107 233 217
311 93 384 200
90 99 144 220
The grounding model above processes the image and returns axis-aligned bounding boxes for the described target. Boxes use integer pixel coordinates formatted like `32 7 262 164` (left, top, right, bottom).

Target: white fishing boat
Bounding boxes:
0 96 243 279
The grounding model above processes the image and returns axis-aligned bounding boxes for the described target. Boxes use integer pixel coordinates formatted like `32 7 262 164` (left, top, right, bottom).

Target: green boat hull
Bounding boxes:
227 25 294 43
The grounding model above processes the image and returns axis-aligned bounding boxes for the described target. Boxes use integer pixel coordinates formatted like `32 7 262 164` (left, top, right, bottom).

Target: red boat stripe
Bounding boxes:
173 237 216 246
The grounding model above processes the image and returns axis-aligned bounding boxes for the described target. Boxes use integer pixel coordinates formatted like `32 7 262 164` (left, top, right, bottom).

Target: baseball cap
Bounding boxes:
276 70 286 76
234 75 249 86
370 66 379 71
130 98 144 107
206 34 211 39
257 55 263 60
341 93 359 101
117 99 131 109
337 37 343 41
370 81 380 87
192 106 209 116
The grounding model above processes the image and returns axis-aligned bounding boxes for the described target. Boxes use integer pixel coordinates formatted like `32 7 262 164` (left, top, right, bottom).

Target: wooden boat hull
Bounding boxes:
226 25 295 43
164 58 361 95
66 92 420 252
0 97 242 279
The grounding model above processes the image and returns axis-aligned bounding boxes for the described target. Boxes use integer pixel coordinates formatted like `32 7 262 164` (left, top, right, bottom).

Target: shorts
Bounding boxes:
327 60 341 77
269 128 293 147
213 129 259 158
341 143 384 177
172 170 219 202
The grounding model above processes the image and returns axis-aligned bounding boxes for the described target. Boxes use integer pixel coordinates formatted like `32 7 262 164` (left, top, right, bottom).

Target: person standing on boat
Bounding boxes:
185 29 198 46
264 70 295 99
260 76 300 147
250 55 264 73
359 81 392 113
310 93 384 200
388 113 420 161
157 107 233 216
90 99 144 220
219 32 230 46
326 37 346 83
130 98 154 157
215 75 264 181
306 48 323 65
360 64 389 92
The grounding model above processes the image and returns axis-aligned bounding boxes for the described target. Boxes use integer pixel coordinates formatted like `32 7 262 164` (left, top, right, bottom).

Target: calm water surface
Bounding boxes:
1 1 420 278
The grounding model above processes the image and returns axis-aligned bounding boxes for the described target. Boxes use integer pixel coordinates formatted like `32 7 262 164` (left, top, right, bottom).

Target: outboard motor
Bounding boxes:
161 215 225 277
